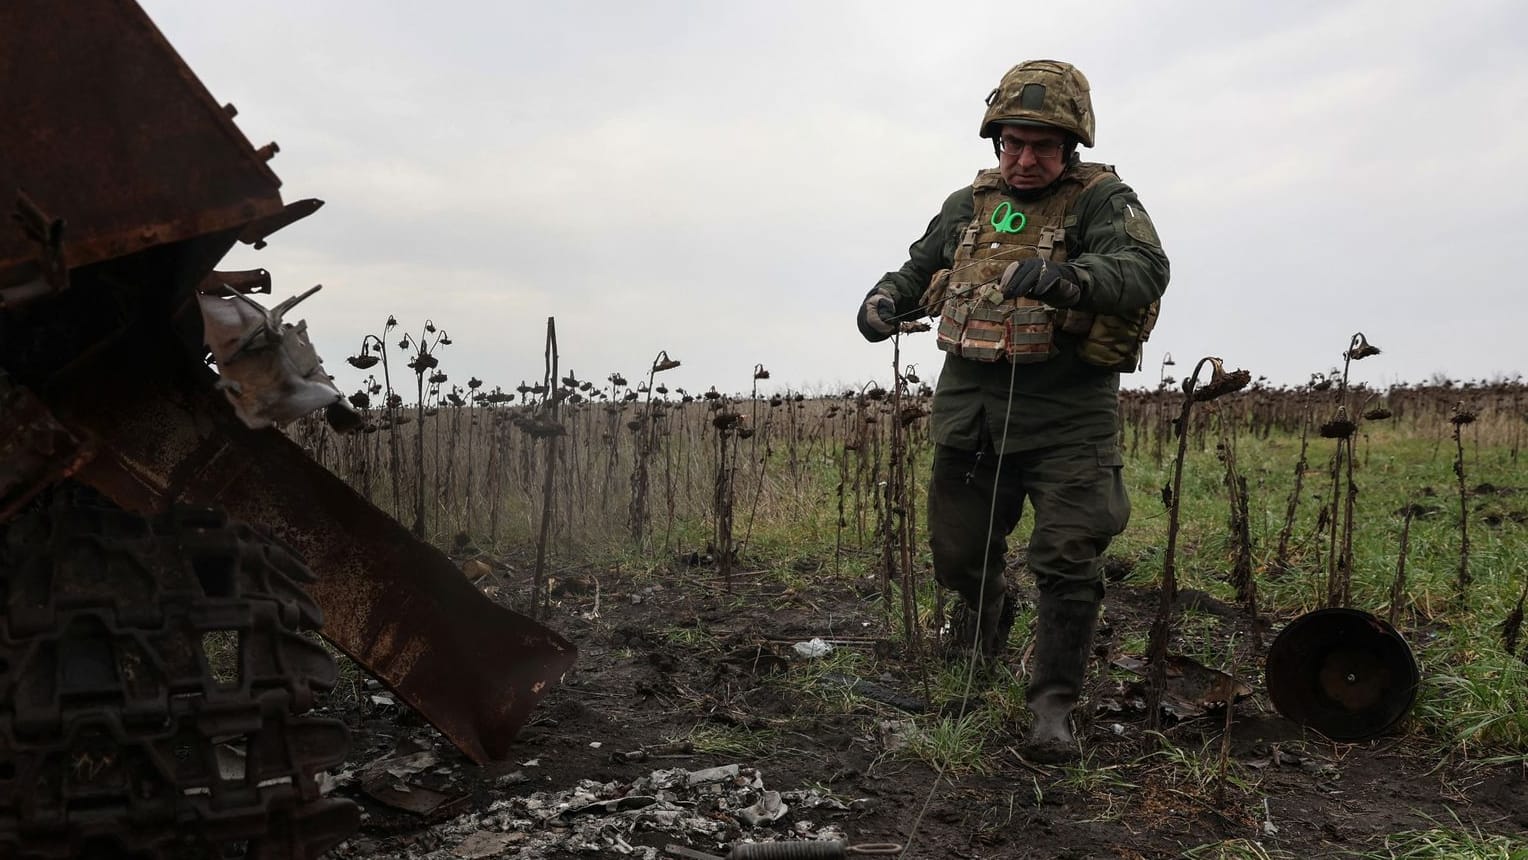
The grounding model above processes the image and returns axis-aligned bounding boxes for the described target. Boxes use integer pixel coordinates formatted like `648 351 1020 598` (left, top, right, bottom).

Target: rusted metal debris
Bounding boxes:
0 498 359 858
0 4 288 286
1265 608 1419 740
0 375 92 519
200 268 275 296
40 334 576 761
1110 653 1253 720
240 198 326 250
362 777 457 818
1 0 574 772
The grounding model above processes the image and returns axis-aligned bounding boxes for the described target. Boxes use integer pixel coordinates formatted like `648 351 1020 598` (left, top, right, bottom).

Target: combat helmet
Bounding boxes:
980 60 1095 147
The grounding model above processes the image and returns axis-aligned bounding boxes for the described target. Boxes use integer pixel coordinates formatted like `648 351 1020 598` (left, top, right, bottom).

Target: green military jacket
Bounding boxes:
875 158 1169 454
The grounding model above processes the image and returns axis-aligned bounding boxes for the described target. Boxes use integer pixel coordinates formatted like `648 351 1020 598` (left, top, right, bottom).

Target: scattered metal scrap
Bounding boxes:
360 750 458 817
1109 654 1253 720
666 840 903 859
324 763 887 860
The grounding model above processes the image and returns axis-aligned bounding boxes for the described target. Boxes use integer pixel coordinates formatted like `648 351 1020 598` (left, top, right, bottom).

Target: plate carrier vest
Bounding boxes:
925 163 1159 372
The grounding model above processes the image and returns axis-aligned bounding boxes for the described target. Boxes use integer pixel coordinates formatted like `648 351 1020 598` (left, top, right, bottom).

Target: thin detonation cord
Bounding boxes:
895 354 1020 859
879 242 1039 327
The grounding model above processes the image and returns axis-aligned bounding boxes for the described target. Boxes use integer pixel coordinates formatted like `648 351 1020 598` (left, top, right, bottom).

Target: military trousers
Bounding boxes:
927 438 1131 606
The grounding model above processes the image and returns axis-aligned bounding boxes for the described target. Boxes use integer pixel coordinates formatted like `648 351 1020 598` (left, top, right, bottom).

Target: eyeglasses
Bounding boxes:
997 136 1065 159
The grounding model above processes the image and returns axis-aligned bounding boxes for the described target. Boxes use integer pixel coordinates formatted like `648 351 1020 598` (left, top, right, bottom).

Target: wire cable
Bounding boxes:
894 352 1021 858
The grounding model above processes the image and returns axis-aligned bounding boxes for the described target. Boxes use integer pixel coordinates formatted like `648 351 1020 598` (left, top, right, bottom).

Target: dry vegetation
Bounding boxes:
291 319 1528 856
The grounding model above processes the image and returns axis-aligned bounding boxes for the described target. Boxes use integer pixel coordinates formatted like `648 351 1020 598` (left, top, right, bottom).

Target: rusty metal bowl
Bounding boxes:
1265 608 1420 741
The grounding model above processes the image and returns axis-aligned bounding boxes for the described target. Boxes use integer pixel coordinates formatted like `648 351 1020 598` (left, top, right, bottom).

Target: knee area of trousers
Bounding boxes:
930 537 993 576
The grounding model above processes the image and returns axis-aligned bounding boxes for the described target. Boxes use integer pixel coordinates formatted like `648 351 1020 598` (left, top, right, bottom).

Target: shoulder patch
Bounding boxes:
1122 201 1161 247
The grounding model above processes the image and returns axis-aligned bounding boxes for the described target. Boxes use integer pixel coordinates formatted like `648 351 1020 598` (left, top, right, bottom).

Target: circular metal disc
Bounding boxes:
1265 608 1420 740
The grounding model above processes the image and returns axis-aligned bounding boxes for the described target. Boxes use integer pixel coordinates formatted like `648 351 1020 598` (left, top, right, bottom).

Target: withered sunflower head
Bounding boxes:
1320 407 1358 438
1191 358 1252 402
653 351 681 373
1346 333 1381 361
900 404 930 426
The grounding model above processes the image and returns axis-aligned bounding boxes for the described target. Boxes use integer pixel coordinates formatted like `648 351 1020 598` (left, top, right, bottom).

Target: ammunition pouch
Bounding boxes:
934 284 1054 364
1074 301 1159 372
921 268 952 317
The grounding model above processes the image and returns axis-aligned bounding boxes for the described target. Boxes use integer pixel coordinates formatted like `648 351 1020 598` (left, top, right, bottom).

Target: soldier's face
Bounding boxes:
997 127 1068 190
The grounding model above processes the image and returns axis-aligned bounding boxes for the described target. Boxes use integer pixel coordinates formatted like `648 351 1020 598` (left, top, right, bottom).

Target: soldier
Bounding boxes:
856 60 1169 763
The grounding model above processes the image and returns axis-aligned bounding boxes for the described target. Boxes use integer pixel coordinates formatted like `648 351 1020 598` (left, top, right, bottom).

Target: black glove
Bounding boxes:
857 288 898 342
999 259 1085 308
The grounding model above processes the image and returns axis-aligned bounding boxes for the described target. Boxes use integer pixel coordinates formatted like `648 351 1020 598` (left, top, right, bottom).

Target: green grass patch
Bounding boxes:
1181 840 1295 860
1412 634 1528 758
894 710 995 775
666 723 779 759
1358 820 1528 858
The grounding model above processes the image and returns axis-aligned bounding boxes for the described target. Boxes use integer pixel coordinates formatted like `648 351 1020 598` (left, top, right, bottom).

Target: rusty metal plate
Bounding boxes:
1111 653 1253 720
0 374 94 520
44 335 576 764
1265 608 1419 741
0 0 286 288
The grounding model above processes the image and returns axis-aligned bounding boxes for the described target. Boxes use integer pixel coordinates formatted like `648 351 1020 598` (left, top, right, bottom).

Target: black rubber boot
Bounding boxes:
947 587 1016 663
1022 594 1100 764
977 589 1017 659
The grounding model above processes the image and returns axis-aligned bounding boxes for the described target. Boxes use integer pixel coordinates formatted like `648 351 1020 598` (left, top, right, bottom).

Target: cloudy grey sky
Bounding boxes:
141 0 1527 398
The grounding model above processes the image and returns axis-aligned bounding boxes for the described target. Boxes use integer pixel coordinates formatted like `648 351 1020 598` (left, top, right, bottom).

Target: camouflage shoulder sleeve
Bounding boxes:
874 186 974 315
1067 174 1170 315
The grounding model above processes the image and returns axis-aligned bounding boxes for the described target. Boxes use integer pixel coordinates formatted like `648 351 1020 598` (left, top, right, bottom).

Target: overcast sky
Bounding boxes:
140 0 1527 399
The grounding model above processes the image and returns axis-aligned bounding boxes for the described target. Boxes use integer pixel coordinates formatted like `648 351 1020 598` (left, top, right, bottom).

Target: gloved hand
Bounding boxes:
857 288 898 342
999 259 1085 308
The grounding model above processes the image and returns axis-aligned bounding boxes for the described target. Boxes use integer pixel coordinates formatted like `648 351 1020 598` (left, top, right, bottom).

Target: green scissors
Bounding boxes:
990 201 1026 234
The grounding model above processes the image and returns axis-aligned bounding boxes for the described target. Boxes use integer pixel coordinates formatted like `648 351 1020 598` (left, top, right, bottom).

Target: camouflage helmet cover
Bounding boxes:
980 59 1095 148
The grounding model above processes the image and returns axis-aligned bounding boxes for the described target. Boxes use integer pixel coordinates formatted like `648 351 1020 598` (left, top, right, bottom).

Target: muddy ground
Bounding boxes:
315 556 1528 859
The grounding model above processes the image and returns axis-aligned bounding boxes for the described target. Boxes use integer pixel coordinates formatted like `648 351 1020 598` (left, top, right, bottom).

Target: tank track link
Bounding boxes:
0 488 357 858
